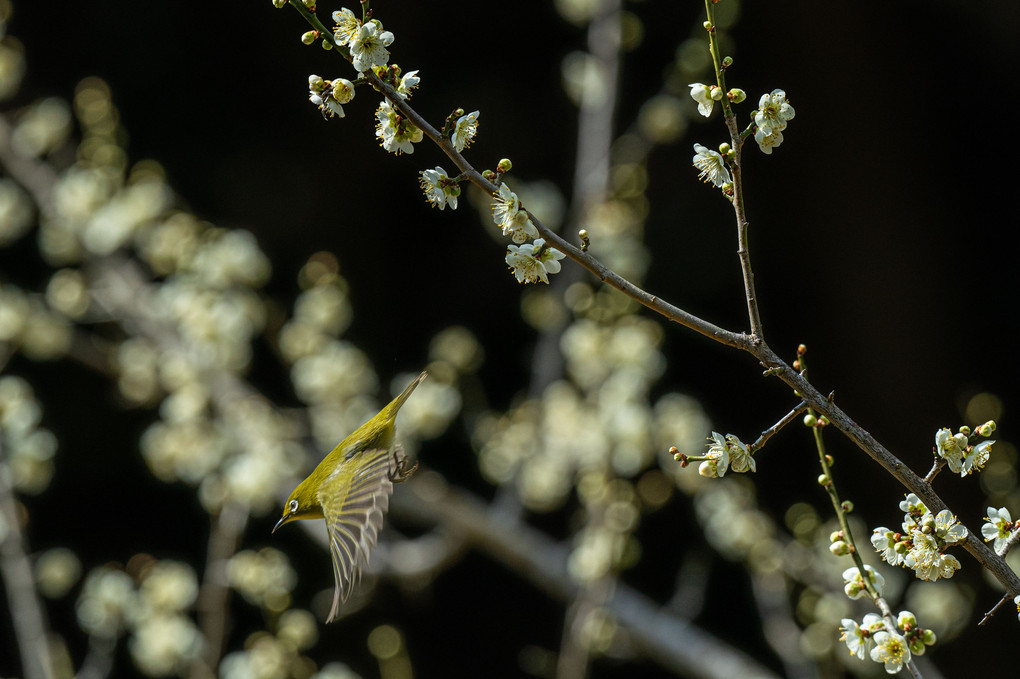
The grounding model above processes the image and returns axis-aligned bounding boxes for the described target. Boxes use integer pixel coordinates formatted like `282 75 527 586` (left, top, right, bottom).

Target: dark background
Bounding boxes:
4 1 1020 677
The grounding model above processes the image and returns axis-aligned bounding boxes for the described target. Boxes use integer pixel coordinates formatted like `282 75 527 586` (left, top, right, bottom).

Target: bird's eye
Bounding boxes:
288 499 299 512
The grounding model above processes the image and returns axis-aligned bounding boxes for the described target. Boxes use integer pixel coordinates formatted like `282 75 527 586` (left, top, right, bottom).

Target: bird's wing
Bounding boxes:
317 446 397 622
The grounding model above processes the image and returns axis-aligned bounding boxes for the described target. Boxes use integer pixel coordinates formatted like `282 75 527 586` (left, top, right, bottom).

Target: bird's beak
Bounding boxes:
272 514 290 534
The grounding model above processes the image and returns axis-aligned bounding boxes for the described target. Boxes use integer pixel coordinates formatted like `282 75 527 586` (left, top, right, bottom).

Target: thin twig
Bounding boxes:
750 400 807 452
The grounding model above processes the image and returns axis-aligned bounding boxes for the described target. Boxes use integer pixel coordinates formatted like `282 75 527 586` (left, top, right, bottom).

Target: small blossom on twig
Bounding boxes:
688 83 715 117
982 506 1014 553
505 239 564 284
419 167 459 210
752 89 795 154
350 22 394 73
692 144 731 188
451 110 479 152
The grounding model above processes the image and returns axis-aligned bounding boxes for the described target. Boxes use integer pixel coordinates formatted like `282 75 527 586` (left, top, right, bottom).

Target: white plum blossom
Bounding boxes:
839 613 884 660
451 110 479 152
505 239 565 284
753 89 795 154
349 22 394 73
332 8 361 47
419 166 459 210
308 75 345 118
935 427 993 476
870 630 910 675
692 144 731 188
491 184 539 243
396 70 420 99
961 439 993 475
688 83 715 117
982 506 1014 553
331 78 355 105
842 564 885 599
703 432 754 476
871 527 904 566
375 99 422 154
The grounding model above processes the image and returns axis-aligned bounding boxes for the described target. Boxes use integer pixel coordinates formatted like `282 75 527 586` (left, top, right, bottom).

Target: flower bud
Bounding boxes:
841 500 854 513
722 56 733 68
817 474 830 486
482 169 497 182
825 454 834 466
957 426 971 437
301 30 319 45
272 0 287 7
308 74 325 92
829 530 844 543
710 87 724 101
829 541 849 556
977 421 995 437
897 611 917 629
803 413 817 427
894 540 910 555
908 637 926 655
301 0 315 8
718 142 731 155
728 88 746 103
331 78 355 104
497 158 513 173
703 21 713 30
922 629 936 645
818 416 830 427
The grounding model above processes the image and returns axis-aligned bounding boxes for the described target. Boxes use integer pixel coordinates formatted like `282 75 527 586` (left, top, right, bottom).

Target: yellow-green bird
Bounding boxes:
274 370 426 622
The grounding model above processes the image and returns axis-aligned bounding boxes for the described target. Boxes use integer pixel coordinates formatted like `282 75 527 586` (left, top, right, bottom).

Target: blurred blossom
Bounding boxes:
138 212 202 276
0 40 26 99
18 298 72 360
638 95 687 144
221 634 291 679
45 268 89 318
11 97 72 157
129 614 201 677
291 339 377 405
116 337 161 404
81 177 171 256
34 547 82 598
51 166 115 231
276 609 319 651
278 320 330 363
397 375 461 441
428 325 484 374
0 178 33 245
187 229 271 289
294 281 351 336
138 560 198 613
141 419 230 484
0 374 42 432
695 480 774 560
0 375 58 494
76 567 136 638
312 663 363 679
159 382 209 423
0 284 29 340
228 548 297 610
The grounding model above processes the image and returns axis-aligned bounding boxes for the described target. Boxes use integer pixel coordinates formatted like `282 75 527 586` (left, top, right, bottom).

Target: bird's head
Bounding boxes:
273 482 322 533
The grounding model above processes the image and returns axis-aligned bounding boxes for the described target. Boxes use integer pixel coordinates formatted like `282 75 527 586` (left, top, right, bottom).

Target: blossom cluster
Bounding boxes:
840 610 935 675
981 506 1016 554
696 431 755 478
752 89 795 154
871 494 968 581
934 425 994 476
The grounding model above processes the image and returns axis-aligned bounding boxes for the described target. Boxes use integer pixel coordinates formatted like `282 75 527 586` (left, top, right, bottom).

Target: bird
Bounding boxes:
274 370 426 622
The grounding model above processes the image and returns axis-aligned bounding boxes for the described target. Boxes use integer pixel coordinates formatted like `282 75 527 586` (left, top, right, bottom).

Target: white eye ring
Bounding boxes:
289 499 299 512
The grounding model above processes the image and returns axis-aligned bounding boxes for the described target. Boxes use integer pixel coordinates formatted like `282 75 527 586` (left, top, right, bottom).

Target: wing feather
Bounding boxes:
318 447 397 622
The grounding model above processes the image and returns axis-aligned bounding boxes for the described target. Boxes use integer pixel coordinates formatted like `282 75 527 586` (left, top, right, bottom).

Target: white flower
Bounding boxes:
933 509 967 543
842 564 884 599
870 630 910 674
331 78 355 104
934 427 966 473
692 144 731 188
375 99 422 154
752 89 795 155
688 83 715 117
505 238 565 284
839 613 884 660
396 70 420 99
704 432 754 475
332 8 361 47
419 166 459 210
699 433 730 478
307 75 346 119
349 22 394 73
871 527 904 566
982 506 1014 553
905 532 961 581
961 439 993 475
451 110 479 152
899 493 927 516
754 89 795 136
491 184 539 243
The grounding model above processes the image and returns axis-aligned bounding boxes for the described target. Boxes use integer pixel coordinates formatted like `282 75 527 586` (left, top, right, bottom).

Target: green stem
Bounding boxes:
704 0 762 339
